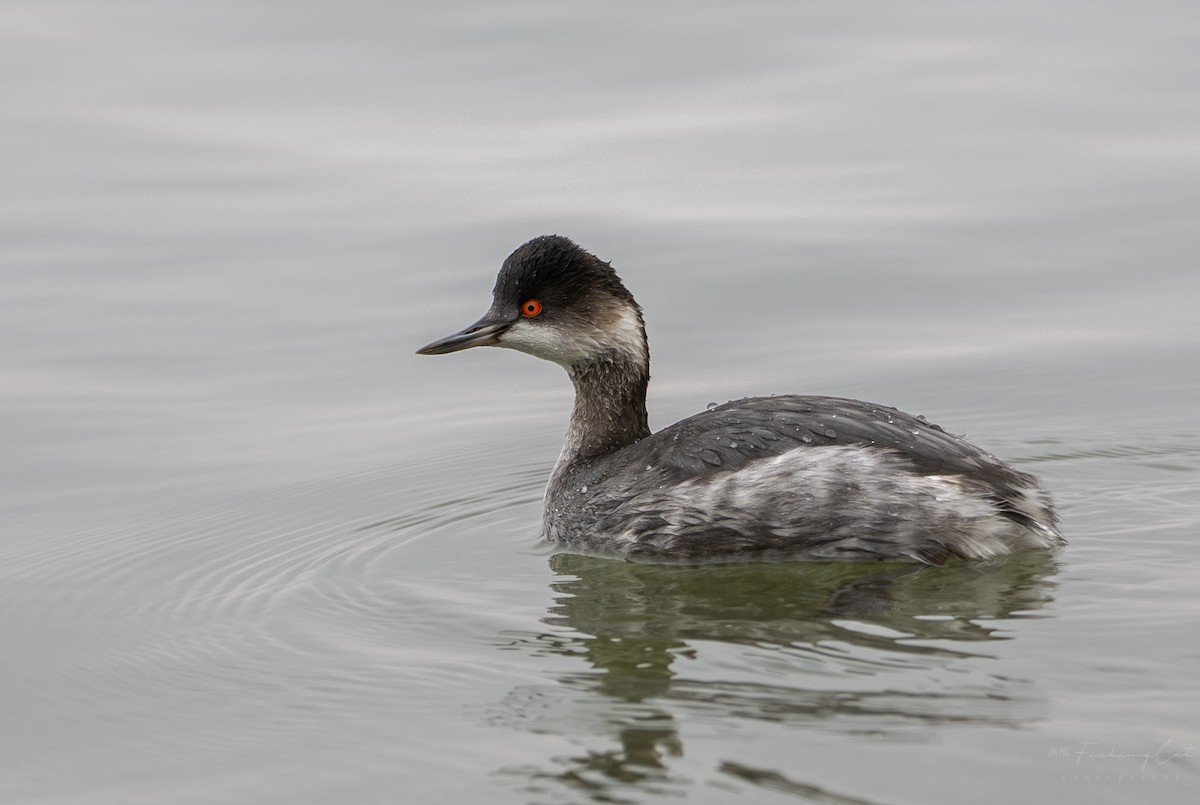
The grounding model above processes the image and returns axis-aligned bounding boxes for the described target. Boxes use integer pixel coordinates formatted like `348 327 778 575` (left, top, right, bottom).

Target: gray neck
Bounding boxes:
560 356 651 465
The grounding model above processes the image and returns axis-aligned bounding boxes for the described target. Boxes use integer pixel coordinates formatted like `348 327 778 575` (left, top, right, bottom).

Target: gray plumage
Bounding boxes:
417 235 1064 565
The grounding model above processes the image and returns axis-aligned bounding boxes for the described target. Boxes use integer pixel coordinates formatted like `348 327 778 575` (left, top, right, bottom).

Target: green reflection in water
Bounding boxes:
494 551 1062 803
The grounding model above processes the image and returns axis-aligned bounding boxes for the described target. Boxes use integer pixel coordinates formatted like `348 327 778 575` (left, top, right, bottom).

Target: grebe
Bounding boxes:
416 235 1062 564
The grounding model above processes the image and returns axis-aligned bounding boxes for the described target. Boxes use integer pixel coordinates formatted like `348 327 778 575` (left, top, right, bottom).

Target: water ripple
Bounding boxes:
2 451 550 721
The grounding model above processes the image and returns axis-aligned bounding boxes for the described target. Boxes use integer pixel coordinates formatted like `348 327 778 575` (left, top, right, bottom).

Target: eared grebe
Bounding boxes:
417 235 1063 564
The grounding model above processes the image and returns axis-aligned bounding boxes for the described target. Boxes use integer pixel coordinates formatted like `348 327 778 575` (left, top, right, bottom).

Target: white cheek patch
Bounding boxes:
498 306 647 368
608 306 648 364
498 319 600 366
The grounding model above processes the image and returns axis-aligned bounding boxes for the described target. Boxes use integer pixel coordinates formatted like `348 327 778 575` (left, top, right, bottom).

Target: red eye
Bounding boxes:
521 299 543 317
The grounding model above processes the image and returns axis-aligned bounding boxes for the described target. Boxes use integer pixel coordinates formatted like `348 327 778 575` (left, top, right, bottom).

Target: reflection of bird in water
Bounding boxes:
544 551 1061 670
491 553 1061 802
418 235 1063 563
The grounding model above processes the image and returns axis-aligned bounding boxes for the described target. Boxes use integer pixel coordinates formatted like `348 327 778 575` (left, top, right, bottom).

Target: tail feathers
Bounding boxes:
978 484 1065 556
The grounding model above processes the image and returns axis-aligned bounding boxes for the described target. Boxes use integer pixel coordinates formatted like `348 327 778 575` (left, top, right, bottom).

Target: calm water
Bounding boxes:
3 2 1199 803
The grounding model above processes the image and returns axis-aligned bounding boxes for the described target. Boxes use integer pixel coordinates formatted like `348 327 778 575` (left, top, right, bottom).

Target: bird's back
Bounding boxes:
545 396 1062 564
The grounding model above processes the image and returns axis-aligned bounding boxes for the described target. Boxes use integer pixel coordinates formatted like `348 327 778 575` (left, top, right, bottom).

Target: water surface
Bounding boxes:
2 2 1198 803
